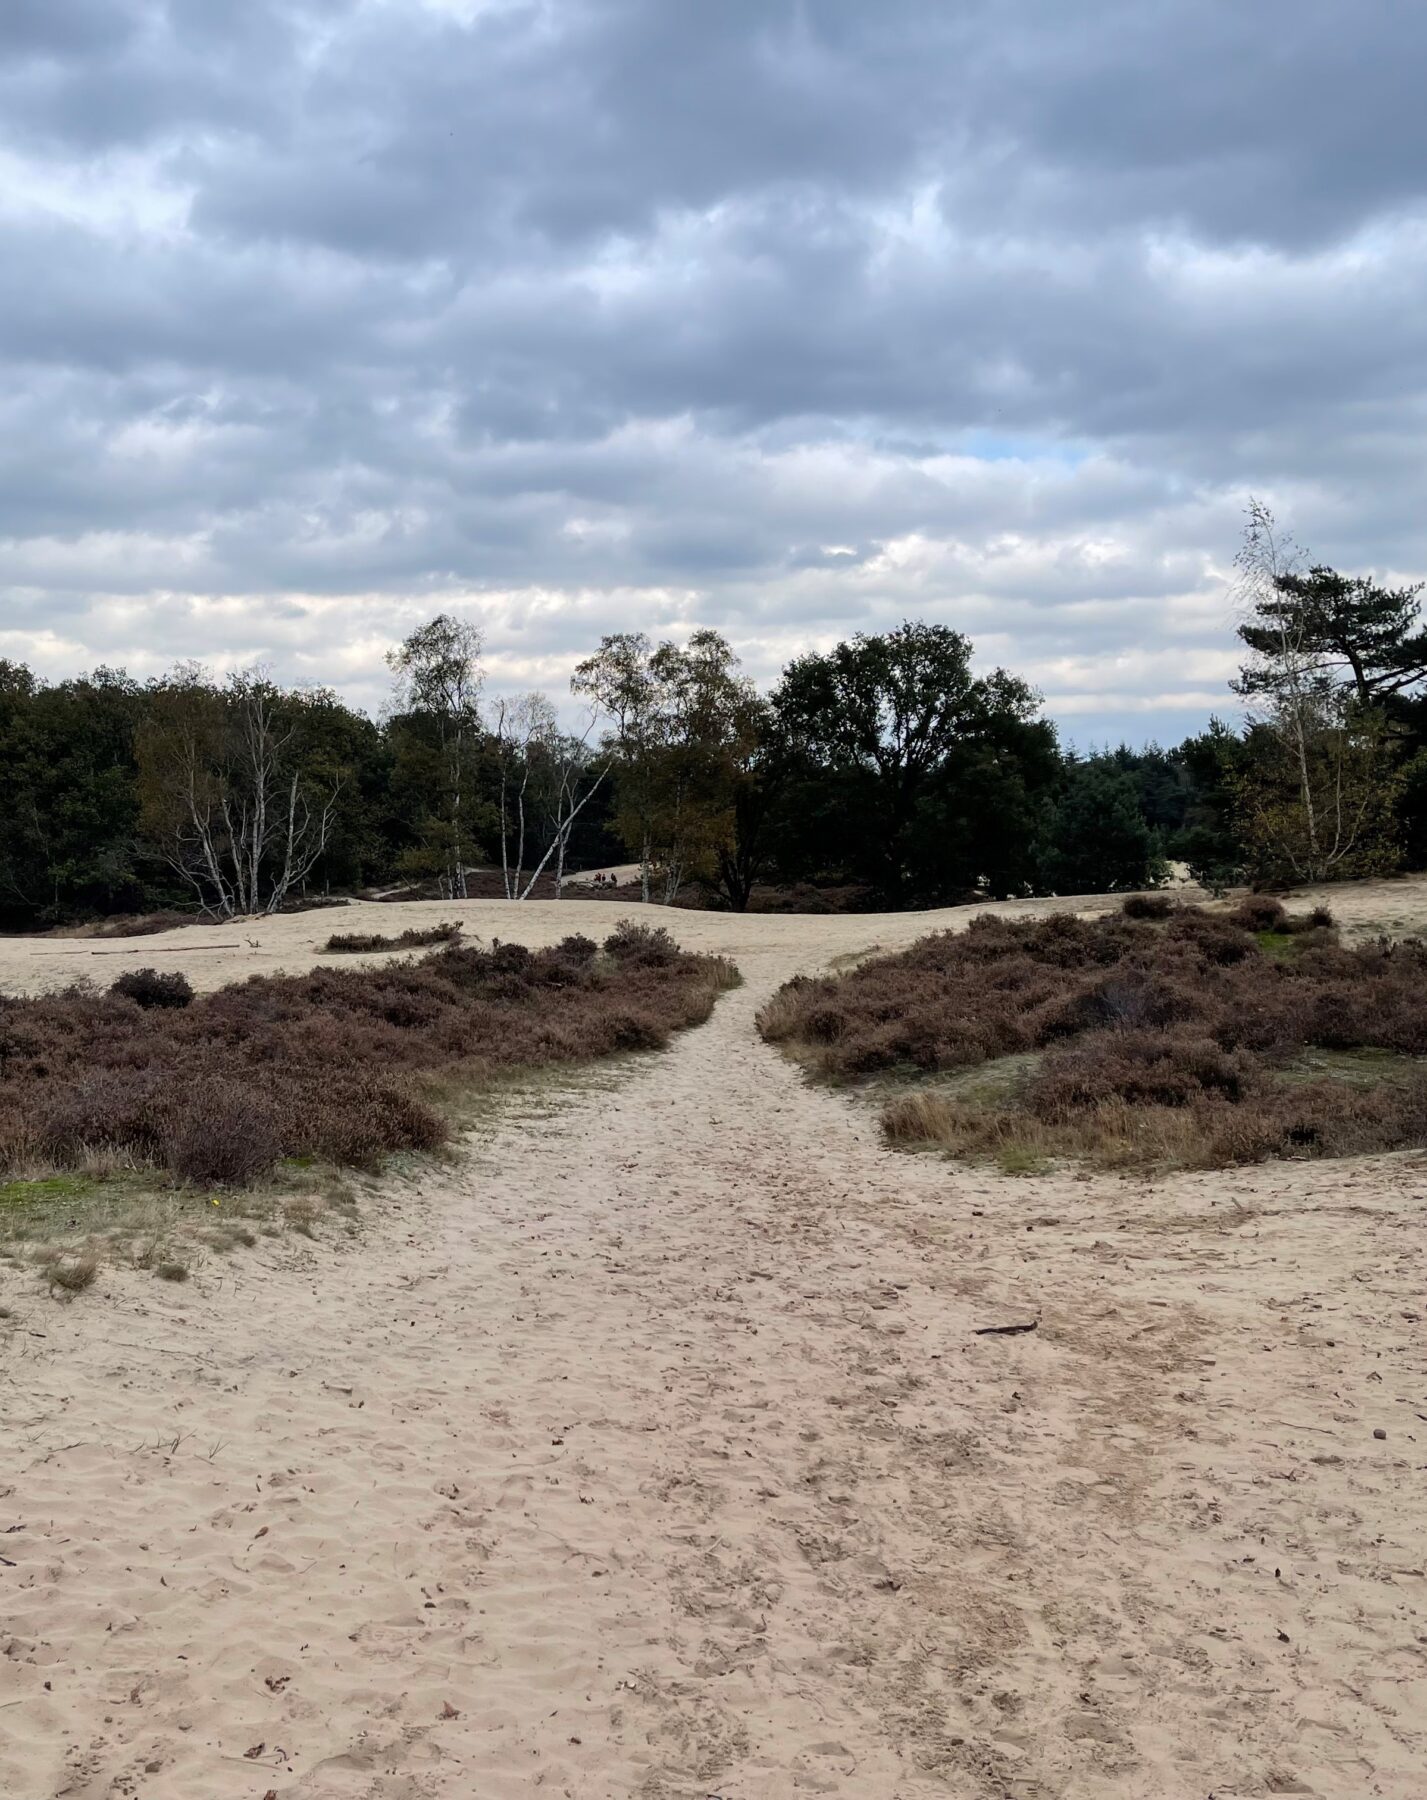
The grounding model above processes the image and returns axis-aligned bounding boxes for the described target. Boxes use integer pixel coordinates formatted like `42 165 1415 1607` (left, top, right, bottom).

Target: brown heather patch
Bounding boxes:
1120 892 1175 920
323 920 464 954
759 905 1427 1171
0 923 737 1191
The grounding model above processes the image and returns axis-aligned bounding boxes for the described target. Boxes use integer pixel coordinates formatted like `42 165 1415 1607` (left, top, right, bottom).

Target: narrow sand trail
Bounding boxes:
2 897 1426 1798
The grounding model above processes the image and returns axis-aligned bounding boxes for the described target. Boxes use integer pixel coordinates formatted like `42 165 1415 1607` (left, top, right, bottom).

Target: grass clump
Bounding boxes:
323 920 463 954
0 923 735 1191
44 1252 99 1295
761 904 1427 1171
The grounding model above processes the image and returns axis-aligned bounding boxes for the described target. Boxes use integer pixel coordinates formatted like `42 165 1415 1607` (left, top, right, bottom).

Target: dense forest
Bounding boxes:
3 510 1426 930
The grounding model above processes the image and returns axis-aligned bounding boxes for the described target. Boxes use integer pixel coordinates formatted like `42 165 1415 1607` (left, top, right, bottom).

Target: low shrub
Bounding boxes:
1 927 734 1189
47 911 196 940
324 921 463 954
38 1071 174 1166
1277 904 1337 935
603 921 679 967
111 968 194 1009
555 933 598 963
1120 893 1174 920
760 902 1427 1170
1232 894 1288 932
1028 1031 1254 1117
165 1081 282 1186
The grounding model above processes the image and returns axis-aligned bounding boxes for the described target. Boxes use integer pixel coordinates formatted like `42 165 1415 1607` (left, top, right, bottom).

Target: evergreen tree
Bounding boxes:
1036 760 1163 894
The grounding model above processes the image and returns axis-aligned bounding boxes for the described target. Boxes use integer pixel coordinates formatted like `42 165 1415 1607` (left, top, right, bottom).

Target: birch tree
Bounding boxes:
1232 501 1400 882
572 632 661 902
527 714 610 898
386 615 483 898
494 692 555 899
572 629 760 903
137 669 340 916
495 693 609 899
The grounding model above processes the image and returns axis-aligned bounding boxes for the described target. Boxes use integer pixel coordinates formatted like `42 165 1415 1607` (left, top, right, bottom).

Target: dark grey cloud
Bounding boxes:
3 0 1427 746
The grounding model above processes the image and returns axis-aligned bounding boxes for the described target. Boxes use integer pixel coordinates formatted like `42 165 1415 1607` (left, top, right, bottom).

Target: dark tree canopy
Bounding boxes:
8 562 1427 932
1237 564 1427 708
772 622 1055 904
1036 760 1164 896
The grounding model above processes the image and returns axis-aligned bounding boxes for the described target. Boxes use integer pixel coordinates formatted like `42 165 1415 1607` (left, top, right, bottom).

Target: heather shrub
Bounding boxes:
1121 893 1174 920
324 920 462 954
1165 909 1257 964
1289 925 1338 954
38 1071 174 1165
110 968 194 1009
285 1077 446 1168
1 926 733 1187
1028 1032 1255 1117
1233 894 1288 932
166 1082 281 1186
1032 972 1210 1041
555 933 598 963
601 1009 667 1053
760 902 1427 1171
603 921 679 967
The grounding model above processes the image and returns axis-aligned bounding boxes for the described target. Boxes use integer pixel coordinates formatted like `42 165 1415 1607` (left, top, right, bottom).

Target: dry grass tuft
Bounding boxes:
44 1251 99 1295
762 905 1427 1171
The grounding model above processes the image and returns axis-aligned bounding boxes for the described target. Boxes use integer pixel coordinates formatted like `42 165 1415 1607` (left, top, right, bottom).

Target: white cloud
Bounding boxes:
1 0 1425 746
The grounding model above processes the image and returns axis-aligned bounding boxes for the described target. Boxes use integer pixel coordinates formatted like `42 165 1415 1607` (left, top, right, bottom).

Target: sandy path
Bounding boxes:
3 893 1427 1797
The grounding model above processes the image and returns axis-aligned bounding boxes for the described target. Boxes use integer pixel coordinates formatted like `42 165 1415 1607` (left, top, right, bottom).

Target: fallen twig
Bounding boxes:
83 944 240 956
972 1318 1039 1337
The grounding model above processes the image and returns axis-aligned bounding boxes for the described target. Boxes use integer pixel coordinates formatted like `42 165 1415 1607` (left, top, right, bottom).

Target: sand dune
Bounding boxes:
2 883 1426 1796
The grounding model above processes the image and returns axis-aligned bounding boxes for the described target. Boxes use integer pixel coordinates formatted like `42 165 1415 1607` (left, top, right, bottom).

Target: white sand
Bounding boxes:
2 884 1426 1797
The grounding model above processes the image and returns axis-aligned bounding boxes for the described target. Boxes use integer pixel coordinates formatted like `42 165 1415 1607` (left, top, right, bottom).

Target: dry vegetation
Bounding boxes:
323 919 463 954
39 895 350 938
758 898 1427 1170
1 922 738 1192
45 909 200 939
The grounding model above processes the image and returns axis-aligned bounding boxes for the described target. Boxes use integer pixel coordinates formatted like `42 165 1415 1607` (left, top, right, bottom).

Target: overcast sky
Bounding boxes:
4 0 1426 746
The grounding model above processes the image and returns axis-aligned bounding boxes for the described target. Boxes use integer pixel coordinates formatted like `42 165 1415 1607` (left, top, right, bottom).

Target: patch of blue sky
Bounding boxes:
957 431 1091 468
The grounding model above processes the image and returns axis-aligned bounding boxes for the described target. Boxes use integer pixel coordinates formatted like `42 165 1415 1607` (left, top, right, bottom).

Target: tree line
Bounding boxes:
3 508 1425 928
